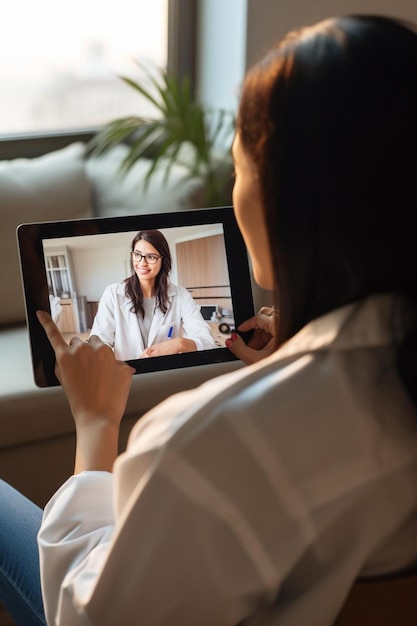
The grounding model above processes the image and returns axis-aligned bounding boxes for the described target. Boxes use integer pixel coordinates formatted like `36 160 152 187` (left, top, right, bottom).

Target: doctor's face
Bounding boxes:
132 239 163 286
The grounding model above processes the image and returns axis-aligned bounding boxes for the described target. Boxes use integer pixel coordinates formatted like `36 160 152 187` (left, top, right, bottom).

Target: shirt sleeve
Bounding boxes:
38 471 115 626
37 375 276 626
89 285 116 347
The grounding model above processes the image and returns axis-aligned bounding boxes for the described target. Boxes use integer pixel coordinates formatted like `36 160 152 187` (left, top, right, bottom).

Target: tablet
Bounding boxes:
17 206 255 387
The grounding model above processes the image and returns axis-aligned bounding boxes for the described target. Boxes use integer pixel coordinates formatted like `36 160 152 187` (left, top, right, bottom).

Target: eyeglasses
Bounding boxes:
131 251 163 265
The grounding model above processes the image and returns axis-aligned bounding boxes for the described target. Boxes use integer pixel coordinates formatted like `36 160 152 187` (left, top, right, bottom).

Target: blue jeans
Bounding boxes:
0 480 46 625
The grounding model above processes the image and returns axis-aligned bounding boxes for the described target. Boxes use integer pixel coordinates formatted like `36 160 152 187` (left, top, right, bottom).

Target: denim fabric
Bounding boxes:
0 480 46 625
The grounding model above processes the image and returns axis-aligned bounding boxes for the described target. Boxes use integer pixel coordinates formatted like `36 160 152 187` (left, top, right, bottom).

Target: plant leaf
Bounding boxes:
89 60 235 205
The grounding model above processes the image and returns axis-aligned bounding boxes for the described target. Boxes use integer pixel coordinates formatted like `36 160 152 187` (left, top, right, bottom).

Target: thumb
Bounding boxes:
226 332 263 365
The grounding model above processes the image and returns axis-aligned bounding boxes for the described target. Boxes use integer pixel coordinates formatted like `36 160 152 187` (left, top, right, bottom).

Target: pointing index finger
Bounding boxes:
36 310 68 352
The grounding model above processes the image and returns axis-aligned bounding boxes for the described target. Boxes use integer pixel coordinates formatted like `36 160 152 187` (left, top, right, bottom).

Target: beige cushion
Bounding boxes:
0 324 243 449
0 142 93 325
85 144 206 217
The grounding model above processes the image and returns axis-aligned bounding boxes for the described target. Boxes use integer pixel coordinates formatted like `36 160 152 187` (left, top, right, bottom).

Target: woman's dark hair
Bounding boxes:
124 229 172 317
237 15 417 403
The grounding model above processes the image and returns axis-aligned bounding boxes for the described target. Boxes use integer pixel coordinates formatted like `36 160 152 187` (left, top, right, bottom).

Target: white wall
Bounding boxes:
245 0 417 68
197 0 417 112
44 224 223 302
196 0 247 111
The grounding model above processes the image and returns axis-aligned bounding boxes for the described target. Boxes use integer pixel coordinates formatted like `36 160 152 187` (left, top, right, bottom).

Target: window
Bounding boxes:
0 0 169 135
45 251 73 298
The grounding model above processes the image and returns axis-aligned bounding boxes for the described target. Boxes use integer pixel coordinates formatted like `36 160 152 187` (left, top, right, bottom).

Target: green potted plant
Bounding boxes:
89 62 236 207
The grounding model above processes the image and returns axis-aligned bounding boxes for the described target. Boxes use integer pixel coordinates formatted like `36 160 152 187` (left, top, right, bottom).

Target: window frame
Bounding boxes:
0 0 197 160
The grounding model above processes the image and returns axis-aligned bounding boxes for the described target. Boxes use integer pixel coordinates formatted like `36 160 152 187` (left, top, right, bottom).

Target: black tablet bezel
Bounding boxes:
17 206 254 388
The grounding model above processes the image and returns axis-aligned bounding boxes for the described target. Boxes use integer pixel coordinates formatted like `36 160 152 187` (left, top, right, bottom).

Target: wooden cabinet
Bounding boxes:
176 234 232 311
57 298 77 333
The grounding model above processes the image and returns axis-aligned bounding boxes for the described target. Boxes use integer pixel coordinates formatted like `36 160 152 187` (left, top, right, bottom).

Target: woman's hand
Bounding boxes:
226 306 278 364
36 310 135 473
140 337 197 358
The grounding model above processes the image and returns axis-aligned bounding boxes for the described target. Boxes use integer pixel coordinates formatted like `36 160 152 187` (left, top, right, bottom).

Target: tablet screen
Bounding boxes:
17 206 254 387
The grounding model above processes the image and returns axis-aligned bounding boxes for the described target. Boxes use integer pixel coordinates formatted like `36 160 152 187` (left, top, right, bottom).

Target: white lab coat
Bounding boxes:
38 293 417 626
90 282 217 360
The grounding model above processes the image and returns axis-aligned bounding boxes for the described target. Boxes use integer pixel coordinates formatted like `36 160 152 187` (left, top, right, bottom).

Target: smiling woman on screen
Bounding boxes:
89 229 216 359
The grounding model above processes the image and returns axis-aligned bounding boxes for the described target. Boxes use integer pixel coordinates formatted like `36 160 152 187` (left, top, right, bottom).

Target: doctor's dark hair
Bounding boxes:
237 15 417 405
124 229 172 317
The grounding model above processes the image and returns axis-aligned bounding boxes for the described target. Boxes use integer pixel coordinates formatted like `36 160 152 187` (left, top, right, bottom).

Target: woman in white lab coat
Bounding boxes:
90 229 216 360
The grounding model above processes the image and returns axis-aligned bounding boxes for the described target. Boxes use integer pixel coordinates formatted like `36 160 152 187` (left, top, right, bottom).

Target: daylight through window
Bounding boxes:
0 0 168 135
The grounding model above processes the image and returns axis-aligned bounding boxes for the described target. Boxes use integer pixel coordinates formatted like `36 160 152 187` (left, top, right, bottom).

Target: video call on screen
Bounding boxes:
42 223 235 349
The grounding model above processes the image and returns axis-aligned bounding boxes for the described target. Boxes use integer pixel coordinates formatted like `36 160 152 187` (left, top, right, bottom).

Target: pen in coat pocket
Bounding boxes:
167 326 173 339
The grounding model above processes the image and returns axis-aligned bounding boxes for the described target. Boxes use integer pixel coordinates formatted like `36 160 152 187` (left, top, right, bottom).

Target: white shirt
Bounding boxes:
90 282 217 360
38 294 417 626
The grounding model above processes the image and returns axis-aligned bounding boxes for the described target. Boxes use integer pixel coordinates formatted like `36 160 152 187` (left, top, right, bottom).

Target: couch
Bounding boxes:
0 136 264 514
